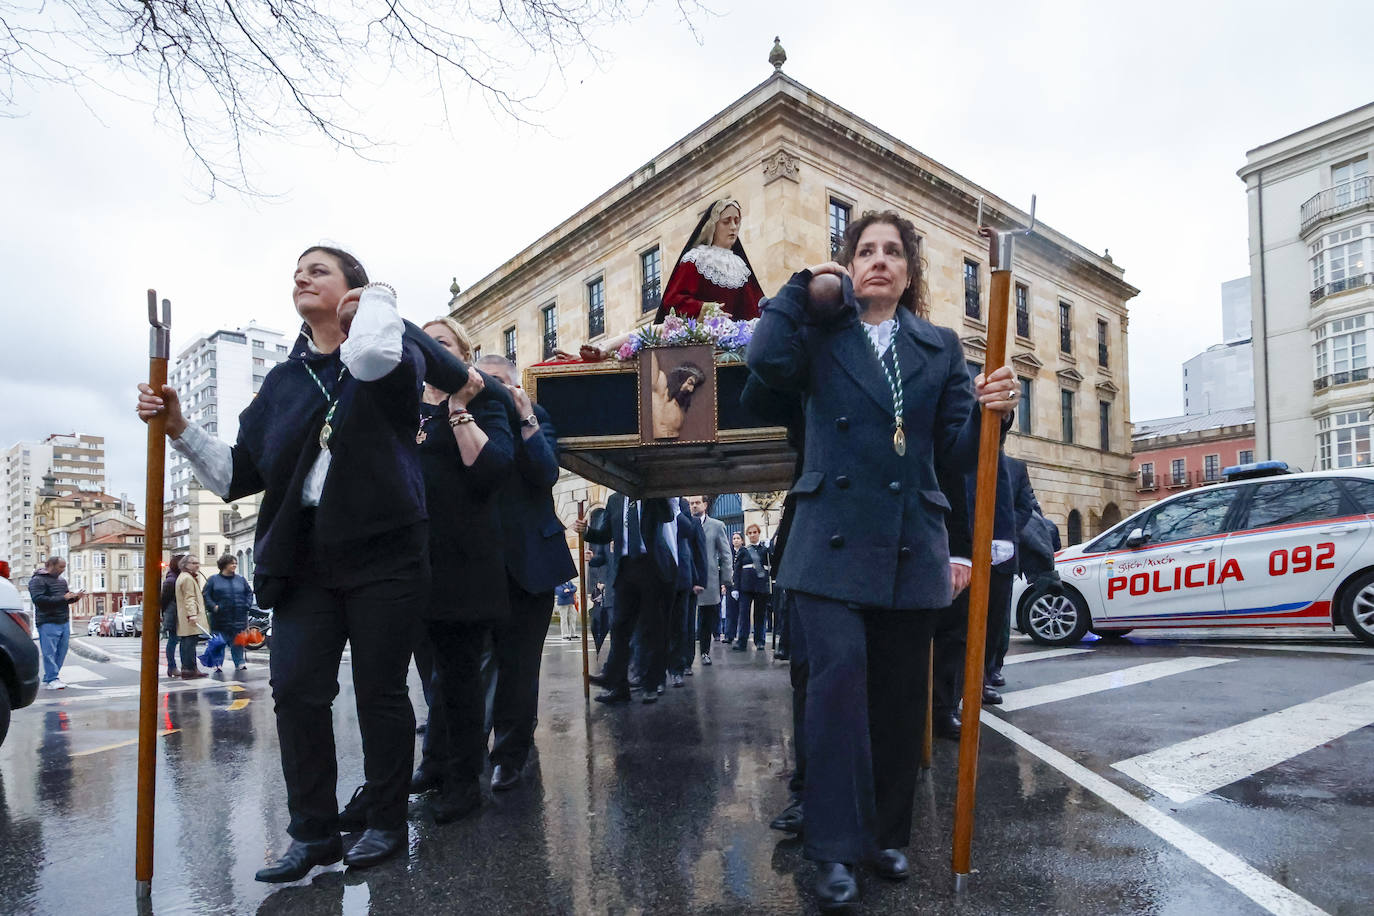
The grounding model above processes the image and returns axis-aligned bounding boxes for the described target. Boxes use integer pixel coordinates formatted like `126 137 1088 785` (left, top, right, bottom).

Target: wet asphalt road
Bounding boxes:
1 627 1371 915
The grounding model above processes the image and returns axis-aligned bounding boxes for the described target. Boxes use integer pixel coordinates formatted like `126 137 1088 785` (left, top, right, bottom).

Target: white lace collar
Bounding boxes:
681 245 751 289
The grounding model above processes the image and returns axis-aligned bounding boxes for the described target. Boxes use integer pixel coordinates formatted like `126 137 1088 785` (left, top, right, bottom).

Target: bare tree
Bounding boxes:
0 0 702 194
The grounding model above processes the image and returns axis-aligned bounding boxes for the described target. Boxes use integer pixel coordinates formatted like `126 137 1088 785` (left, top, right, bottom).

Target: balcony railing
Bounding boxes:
1314 365 1372 392
1311 271 1374 305
1300 177 1374 235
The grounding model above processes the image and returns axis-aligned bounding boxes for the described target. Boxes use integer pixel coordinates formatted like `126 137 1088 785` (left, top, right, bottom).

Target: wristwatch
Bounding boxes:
521 414 539 430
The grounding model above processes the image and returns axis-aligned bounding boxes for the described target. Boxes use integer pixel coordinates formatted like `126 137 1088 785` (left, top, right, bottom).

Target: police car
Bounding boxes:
1017 463 1374 646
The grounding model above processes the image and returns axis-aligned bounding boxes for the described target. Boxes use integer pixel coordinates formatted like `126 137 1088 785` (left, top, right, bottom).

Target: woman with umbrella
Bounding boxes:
137 244 448 882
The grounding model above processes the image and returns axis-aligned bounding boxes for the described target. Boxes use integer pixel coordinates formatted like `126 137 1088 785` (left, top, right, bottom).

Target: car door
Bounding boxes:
1094 485 1243 626
1221 476 1371 625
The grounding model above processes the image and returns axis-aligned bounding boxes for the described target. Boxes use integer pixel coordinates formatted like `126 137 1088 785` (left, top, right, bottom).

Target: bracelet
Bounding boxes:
449 413 476 427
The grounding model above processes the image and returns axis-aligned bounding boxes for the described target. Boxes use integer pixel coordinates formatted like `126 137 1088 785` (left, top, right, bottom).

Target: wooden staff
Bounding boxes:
952 197 1036 891
136 290 171 899
578 498 589 699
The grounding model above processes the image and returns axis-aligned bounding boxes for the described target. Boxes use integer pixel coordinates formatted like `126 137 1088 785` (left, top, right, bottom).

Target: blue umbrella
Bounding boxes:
198 631 227 669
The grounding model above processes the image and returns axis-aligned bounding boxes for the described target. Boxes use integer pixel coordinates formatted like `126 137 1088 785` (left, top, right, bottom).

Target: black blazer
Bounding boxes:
747 270 982 611
734 542 772 594
419 383 514 623
498 403 577 596
674 498 708 591
584 493 678 585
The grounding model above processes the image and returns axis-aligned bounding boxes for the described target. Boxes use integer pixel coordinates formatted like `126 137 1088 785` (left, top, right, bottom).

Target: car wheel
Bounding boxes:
1025 588 1092 646
0 685 11 748
1091 628 1134 639
243 626 266 650
1341 570 1374 647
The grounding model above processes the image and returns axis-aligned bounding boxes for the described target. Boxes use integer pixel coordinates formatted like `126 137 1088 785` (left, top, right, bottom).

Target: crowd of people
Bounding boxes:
127 196 1050 912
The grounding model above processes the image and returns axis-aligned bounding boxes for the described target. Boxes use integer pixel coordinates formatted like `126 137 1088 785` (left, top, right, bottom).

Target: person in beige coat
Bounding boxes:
175 556 209 679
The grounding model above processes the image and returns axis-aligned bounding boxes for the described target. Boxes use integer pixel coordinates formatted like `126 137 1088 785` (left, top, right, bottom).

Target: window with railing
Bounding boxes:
541 304 557 359
1309 222 1371 302
1139 462 1155 489
1333 156 1369 205
1059 302 1073 354
1097 318 1109 368
1313 312 1371 390
1015 283 1030 339
963 260 980 320
1204 454 1221 481
829 199 851 259
1318 410 1373 469
1171 458 1187 486
503 327 517 365
587 277 605 339
641 247 662 313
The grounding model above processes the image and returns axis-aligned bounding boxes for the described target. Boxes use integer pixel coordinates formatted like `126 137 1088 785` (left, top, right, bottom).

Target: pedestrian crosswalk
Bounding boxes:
996 656 1235 711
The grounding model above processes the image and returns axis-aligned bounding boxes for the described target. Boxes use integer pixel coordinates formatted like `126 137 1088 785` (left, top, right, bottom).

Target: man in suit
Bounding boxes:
732 523 772 650
987 456 1040 684
666 497 708 688
687 495 733 667
477 356 577 791
577 493 678 705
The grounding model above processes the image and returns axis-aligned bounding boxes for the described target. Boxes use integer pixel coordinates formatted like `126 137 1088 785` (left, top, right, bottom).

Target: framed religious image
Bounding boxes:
638 345 717 445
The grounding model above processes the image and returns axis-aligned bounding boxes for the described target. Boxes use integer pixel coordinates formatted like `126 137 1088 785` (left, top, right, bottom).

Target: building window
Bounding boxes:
118 554 128 569
963 260 980 320
504 327 517 365
1066 510 1082 546
1059 302 1073 354
1237 449 1254 465
541 303 558 359
1017 377 1032 435
1317 410 1373 469
965 359 983 381
1312 312 1371 390
118 575 128 591
96 573 105 590
253 339 264 349
1097 318 1109 368
1015 284 1030 339
253 357 265 367
1332 156 1369 207
641 247 662 313
1309 222 1372 300
1099 401 1111 451
1060 389 1074 443
1139 462 1155 489
587 277 605 338
829 199 851 258
276 344 287 354
1171 458 1187 486
1204 454 1221 481
205 545 217 559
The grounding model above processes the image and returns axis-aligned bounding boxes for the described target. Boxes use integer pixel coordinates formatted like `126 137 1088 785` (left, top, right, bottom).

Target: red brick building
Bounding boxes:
1133 407 1256 501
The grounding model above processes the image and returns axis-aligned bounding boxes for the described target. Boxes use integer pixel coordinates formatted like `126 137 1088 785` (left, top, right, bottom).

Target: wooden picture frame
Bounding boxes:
638 345 718 446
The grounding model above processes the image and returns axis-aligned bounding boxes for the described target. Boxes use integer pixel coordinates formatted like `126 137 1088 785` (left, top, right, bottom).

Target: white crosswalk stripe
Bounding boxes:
1001 647 1094 665
1111 679 1374 803
997 657 1234 711
52 664 103 684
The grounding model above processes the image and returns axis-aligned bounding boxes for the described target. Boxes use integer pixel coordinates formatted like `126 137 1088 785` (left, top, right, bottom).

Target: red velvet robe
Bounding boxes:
661 257 764 321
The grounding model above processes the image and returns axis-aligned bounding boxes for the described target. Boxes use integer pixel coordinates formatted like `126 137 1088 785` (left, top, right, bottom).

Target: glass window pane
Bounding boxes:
1245 479 1348 527
1145 487 1240 543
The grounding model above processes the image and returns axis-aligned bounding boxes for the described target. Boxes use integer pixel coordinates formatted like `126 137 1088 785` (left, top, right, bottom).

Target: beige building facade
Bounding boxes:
451 68 1139 546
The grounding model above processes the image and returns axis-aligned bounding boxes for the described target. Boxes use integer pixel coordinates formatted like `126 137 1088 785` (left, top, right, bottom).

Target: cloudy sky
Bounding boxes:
2 0 1369 513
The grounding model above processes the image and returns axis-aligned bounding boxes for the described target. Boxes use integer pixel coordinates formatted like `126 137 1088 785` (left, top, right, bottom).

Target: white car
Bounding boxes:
1017 464 1374 646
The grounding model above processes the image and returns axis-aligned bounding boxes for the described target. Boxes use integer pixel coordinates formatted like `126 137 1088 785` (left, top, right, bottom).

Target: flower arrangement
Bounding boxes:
614 306 756 361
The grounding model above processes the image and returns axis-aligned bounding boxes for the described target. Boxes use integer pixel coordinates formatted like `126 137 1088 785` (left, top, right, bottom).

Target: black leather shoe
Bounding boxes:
409 764 443 796
987 669 1006 687
982 685 1003 705
627 677 643 690
731 643 746 652
254 836 343 883
337 785 370 833
641 690 658 704
490 763 521 791
432 782 481 824
933 712 962 740
774 651 789 661
587 672 610 687
343 828 405 869
769 798 804 835
872 848 909 881
815 862 859 911
594 686 631 705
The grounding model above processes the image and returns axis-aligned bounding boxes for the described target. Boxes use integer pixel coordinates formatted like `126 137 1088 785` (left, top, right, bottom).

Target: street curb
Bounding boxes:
69 638 112 664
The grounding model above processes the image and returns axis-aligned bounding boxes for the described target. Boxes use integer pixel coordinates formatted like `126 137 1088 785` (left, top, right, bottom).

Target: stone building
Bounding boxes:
449 56 1139 545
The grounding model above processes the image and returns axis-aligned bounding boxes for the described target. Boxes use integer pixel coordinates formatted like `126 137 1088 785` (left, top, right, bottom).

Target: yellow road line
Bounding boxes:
70 729 180 758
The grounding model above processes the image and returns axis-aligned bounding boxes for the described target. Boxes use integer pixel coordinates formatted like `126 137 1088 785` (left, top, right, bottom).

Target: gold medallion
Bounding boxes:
319 423 333 449
894 427 907 457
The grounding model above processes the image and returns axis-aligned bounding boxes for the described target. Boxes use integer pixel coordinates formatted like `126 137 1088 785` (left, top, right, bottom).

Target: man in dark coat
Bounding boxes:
477 355 577 792
578 492 678 705
28 557 83 689
666 497 708 687
732 523 772 650
203 554 255 672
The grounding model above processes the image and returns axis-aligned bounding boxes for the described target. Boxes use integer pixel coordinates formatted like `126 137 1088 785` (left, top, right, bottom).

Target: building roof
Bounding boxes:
1133 407 1255 442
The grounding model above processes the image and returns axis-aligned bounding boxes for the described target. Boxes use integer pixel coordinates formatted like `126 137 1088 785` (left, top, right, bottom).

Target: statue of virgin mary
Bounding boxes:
656 197 764 323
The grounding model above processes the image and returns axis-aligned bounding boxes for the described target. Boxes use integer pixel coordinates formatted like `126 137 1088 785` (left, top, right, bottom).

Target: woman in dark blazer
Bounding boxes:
137 245 469 882
747 210 1020 910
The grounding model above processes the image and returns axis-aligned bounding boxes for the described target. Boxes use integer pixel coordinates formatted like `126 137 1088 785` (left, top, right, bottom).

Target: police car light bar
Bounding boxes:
1222 460 1290 481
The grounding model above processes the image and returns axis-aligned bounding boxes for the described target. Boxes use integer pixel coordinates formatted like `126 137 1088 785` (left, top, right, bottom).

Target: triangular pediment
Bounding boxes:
1057 367 1084 388
961 335 988 353
1011 351 1043 373
1095 379 1120 395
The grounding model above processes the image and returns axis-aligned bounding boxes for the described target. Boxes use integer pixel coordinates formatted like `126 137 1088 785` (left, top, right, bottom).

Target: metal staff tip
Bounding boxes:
147 289 171 359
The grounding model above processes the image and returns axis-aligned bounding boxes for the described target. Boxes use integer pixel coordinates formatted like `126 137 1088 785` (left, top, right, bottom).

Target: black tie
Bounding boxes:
627 499 643 557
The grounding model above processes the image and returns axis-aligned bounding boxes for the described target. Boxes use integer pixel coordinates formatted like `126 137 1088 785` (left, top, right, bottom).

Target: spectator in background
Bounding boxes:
723 531 744 643
687 496 732 667
204 554 254 673
160 554 186 678
732 524 772 651
556 580 579 640
175 555 209 680
666 497 707 687
28 556 83 690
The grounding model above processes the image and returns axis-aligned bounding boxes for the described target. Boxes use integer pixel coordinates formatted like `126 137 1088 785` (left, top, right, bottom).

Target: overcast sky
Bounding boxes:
3 0 1369 514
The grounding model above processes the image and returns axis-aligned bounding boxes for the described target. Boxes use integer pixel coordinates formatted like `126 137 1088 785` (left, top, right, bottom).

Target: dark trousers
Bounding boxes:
723 591 741 643
421 619 489 787
697 601 721 656
985 568 1015 677
782 589 808 797
667 588 697 674
933 568 1013 715
178 635 199 671
795 592 934 863
489 585 554 771
269 523 426 842
165 630 178 670
736 590 769 647
599 556 673 691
